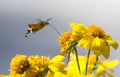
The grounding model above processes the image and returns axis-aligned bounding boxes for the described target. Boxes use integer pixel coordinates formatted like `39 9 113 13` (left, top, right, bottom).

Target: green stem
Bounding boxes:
67 51 70 64
85 49 91 75
92 55 99 77
74 46 81 73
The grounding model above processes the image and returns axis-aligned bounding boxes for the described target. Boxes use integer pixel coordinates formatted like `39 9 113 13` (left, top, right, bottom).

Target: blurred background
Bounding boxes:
0 0 120 76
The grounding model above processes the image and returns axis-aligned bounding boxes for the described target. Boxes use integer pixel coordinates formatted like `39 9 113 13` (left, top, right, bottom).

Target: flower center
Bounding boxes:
59 31 72 47
10 55 30 73
88 25 105 38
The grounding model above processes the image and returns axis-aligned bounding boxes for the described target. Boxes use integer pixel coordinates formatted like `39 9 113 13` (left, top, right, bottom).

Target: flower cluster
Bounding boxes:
59 23 118 58
9 54 50 77
0 22 119 77
0 54 118 77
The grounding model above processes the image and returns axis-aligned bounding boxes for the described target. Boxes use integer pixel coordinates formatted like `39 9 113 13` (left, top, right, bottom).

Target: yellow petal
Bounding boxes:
91 37 110 58
102 45 110 59
91 37 103 50
49 55 64 63
0 75 8 77
96 65 104 74
54 72 66 77
48 62 65 72
100 39 110 58
78 36 92 49
46 71 54 77
94 50 102 56
102 60 119 68
104 35 119 50
92 37 101 48
108 40 118 50
111 41 119 49
48 65 59 72
106 71 114 77
83 40 91 49
78 38 86 46
70 22 88 34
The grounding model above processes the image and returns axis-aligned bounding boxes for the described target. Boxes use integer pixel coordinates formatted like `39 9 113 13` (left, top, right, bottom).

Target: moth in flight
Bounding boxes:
25 18 60 37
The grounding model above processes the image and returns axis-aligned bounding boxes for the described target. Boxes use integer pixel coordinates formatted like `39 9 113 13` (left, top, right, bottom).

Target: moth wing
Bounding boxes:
28 24 46 32
32 19 43 24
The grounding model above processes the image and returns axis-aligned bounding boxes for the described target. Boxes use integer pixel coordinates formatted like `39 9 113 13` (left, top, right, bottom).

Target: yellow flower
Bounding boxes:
58 31 72 55
70 23 88 35
89 55 119 77
66 59 93 77
8 71 22 77
66 72 92 77
41 56 50 67
59 31 72 47
96 60 119 77
58 31 82 55
27 55 50 77
47 55 66 77
9 55 50 77
10 54 30 74
48 55 65 72
70 23 119 58
0 75 8 77
88 25 105 38
68 54 86 73
22 65 40 77
29 55 49 67
67 54 119 77
47 71 66 77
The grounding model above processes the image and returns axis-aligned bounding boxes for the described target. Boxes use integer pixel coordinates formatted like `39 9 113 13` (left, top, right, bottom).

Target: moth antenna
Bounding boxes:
49 24 61 35
46 18 52 22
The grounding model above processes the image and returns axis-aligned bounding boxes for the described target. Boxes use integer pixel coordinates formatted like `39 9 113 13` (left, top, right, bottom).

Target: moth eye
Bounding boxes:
27 29 31 33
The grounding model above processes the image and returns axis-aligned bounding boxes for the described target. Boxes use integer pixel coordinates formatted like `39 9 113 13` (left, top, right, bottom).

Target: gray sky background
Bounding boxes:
0 0 120 76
